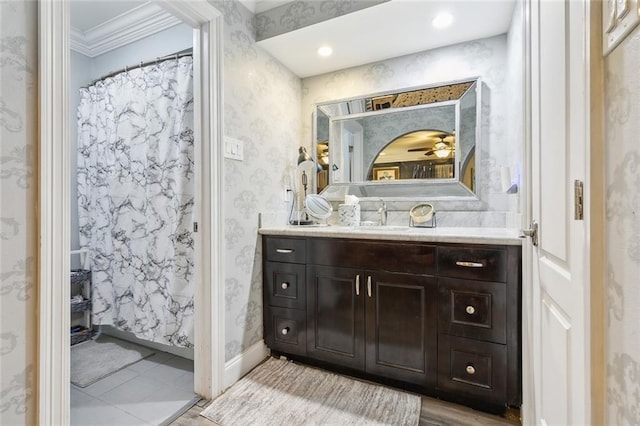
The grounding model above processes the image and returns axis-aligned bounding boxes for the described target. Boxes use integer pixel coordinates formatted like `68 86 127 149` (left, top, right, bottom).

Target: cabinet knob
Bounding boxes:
281 282 289 289
466 305 476 315
281 327 290 335
466 365 476 375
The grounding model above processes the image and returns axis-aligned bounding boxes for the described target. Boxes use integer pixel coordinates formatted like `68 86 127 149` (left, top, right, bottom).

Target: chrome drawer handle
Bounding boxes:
281 327 290 335
455 261 484 268
276 248 294 254
367 276 372 297
355 275 360 296
466 305 476 315
466 365 476 375
281 282 289 290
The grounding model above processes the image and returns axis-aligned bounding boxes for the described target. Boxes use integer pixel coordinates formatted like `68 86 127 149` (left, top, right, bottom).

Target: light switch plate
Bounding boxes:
224 136 244 161
604 0 640 55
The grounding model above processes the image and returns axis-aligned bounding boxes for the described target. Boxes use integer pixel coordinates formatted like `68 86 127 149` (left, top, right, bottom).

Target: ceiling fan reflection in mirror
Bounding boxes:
407 131 454 158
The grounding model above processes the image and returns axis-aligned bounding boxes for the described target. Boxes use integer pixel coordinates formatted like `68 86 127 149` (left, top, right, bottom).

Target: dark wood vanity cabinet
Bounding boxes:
305 264 437 387
263 235 521 412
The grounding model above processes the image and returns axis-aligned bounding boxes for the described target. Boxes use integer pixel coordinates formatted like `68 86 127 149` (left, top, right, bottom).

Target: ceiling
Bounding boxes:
256 0 516 78
71 0 515 78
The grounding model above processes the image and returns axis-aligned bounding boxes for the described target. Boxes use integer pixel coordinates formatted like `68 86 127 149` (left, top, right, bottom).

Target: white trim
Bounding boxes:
39 1 71 424
521 2 534 425
223 341 270 389
70 2 181 57
38 0 225 423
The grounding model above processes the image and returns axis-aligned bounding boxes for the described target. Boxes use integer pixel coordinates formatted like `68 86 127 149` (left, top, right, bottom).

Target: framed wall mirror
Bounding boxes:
314 78 480 199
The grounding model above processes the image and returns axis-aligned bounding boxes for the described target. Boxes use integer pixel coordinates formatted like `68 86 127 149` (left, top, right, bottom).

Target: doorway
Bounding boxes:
38 1 225 424
69 11 197 423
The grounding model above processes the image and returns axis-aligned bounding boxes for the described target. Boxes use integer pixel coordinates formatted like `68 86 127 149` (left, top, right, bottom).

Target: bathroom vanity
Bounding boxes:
260 227 522 413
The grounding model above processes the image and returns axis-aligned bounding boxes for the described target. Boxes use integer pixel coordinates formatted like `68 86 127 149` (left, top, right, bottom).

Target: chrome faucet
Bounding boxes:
374 198 387 226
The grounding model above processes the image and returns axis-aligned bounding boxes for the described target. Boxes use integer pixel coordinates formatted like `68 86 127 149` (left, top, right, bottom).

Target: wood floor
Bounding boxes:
170 395 520 426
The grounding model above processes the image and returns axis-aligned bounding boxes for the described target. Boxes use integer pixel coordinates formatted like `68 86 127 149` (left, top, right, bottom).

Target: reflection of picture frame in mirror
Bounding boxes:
373 166 399 180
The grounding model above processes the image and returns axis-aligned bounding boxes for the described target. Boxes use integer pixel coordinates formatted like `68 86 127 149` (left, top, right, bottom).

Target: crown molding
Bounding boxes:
70 2 181 57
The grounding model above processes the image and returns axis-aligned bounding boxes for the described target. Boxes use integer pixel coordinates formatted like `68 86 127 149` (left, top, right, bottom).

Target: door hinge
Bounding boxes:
193 222 198 233
523 220 538 246
574 180 584 220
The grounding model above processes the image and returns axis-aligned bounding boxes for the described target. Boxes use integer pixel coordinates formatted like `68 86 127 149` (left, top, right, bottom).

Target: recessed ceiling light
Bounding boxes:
432 12 453 29
317 46 333 57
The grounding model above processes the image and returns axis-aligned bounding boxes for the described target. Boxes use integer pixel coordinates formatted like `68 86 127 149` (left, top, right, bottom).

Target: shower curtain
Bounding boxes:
77 57 195 348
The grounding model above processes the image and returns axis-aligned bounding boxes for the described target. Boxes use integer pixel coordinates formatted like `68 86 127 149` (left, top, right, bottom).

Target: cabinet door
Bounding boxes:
307 265 365 370
365 271 437 387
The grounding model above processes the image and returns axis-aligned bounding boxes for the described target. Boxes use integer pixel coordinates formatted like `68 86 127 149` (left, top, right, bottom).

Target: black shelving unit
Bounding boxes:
70 251 94 346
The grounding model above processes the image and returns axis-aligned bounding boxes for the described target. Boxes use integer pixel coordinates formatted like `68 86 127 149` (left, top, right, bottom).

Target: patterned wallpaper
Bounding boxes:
210 0 302 361
255 0 388 41
0 1 37 425
604 26 640 425
302 35 512 225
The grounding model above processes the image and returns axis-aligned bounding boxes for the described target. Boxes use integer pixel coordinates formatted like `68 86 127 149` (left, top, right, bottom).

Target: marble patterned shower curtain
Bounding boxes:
77 57 195 347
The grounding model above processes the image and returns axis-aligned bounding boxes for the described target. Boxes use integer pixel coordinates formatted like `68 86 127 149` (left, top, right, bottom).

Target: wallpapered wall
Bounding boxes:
254 0 387 41
604 26 640 425
302 35 514 226
210 0 302 361
0 1 37 425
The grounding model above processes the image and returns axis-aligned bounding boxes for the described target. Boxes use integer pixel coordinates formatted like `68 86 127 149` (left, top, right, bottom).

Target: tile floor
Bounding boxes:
71 349 196 425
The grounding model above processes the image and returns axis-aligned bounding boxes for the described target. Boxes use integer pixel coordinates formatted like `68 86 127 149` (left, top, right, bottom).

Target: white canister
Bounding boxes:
338 204 361 226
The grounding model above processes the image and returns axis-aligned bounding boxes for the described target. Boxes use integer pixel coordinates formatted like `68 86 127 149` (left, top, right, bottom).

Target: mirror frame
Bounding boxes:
313 77 482 203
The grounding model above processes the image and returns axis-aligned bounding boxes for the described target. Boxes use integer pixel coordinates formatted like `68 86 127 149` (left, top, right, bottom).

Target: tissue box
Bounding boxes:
338 204 360 226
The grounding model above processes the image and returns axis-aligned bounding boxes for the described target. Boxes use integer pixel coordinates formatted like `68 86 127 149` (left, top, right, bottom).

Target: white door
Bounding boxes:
529 0 589 425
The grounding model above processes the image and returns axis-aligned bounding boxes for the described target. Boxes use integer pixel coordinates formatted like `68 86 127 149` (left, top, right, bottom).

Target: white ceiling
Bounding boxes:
71 0 515 78
257 0 516 78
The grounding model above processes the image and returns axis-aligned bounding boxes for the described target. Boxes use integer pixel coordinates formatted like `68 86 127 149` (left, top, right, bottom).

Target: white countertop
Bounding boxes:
259 225 524 245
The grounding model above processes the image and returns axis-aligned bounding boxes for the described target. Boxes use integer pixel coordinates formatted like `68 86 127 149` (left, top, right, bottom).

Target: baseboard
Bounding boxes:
224 340 270 389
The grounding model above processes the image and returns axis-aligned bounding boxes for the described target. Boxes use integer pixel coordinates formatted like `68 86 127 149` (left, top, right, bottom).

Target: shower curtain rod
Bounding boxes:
86 48 193 87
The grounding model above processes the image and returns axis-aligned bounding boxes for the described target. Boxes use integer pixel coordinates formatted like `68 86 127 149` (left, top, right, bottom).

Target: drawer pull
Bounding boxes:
355 275 360 296
281 282 289 290
466 305 476 315
281 327 290 335
466 365 476 375
276 248 294 254
367 276 372 297
455 261 484 268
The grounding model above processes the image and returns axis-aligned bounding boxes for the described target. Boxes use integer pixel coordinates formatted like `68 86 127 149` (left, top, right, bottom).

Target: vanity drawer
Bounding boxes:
438 278 506 344
359 242 436 274
438 246 507 282
265 262 305 310
264 307 306 356
437 334 507 406
307 238 359 268
264 237 306 264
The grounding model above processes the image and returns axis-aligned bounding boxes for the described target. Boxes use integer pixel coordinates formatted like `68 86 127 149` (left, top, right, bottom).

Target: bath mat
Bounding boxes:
70 335 154 387
200 357 421 425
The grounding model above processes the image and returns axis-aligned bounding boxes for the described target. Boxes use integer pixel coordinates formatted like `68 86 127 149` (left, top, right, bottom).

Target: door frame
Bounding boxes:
37 1 225 424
